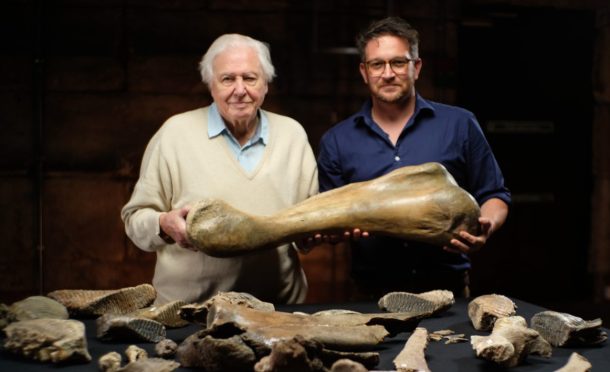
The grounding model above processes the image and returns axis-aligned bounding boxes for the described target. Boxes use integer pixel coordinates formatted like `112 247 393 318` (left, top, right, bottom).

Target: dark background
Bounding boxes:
1 0 609 324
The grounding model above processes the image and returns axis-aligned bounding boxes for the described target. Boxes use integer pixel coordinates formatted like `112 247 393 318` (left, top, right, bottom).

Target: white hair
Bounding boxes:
199 34 276 88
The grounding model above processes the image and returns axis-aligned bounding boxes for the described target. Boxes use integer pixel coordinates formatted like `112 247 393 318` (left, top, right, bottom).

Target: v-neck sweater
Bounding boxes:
121 106 318 304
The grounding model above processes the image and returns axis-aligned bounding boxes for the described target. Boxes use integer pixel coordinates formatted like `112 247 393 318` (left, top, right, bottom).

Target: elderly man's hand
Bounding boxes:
159 206 195 250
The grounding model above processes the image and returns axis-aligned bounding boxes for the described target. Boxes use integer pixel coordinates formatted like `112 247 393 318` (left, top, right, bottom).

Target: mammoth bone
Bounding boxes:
187 162 481 257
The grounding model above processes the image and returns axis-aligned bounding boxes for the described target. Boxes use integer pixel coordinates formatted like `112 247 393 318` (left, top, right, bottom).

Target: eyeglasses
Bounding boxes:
364 58 416 77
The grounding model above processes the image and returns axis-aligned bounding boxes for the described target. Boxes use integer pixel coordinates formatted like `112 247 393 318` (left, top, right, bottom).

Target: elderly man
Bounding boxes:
122 34 318 304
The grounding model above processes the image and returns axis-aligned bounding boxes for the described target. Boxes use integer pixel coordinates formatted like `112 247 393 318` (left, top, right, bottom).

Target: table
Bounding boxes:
1 297 608 371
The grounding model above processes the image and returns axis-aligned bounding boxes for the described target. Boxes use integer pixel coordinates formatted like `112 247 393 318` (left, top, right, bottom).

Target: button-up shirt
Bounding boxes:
317 94 511 278
208 103 268 173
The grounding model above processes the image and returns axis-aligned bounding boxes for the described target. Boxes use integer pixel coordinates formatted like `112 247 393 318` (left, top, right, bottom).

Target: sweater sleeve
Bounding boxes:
121 127 174 252
302 138 319 200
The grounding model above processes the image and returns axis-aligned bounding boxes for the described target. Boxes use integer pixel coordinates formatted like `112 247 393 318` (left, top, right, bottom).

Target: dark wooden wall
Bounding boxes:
1 0 609 317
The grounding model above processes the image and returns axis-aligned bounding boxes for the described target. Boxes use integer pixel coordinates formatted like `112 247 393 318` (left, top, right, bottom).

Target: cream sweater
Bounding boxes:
121 106 318 304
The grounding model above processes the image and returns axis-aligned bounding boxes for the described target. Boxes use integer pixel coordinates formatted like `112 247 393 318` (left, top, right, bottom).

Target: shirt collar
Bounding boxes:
208 102 269 145
357 93 435 129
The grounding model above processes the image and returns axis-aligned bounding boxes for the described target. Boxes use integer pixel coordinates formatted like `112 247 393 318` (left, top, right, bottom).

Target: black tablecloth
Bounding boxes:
1 297 608 371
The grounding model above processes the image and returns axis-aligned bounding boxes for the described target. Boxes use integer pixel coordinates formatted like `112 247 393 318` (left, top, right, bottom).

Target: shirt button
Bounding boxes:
394 156 400 162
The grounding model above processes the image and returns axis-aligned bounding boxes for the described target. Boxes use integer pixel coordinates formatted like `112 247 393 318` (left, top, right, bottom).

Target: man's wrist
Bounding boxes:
158 226 175 244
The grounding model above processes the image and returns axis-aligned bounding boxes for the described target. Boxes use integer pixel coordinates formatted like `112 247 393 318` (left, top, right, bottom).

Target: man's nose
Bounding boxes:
233 77 247 95
381 62 396 78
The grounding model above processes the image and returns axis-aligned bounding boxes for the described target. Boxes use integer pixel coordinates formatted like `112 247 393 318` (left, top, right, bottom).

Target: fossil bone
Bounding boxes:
0 296 68 329
187 162 481 257
468 294 517 331
393 327 430 372
555 352 592 372
330 358 369 372
179 291 274 324
117 358 180 372
125 344 148 363
2 318 91 363
155 338 178 359
530 310 607 347
47 284 156 316
471 316 552 367
177 332 257 371
99 348 180 372
378 290 455 316
253 336 326 372
99 351 123 372
207 301 427 350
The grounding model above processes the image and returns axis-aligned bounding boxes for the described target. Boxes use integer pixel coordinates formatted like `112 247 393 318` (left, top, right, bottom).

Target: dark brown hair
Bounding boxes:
356 17 420 62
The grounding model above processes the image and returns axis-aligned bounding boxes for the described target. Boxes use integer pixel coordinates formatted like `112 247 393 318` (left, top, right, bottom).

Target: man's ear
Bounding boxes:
413 58 423 81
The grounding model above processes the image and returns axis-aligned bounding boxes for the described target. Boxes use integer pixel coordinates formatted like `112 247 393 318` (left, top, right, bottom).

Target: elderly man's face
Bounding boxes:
210 46 268 128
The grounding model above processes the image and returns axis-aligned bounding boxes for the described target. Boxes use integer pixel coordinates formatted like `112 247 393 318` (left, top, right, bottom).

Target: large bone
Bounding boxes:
187 162 481 257
206 301 428 351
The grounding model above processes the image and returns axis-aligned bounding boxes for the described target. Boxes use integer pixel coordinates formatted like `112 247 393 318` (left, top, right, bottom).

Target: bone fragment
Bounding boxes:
393 327 430 372
531 310 607 347
253 336 326 372
3 318 91 363
177 333 257 371
99 351 122 372
318 348 380 370
330 358 369 372
444 333 468 344
98 348 180 372
471 316 552 367
155 338 178 359
125 345 148 363
47 284 156 316
0 296 68 330
187 162 481 257
468 294 517 331
555 352 592 372
378 290 455 316
178 291 274 324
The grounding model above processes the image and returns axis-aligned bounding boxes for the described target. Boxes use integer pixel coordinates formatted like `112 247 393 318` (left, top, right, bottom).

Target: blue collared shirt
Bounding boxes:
317 94 511 276
208 103 268 173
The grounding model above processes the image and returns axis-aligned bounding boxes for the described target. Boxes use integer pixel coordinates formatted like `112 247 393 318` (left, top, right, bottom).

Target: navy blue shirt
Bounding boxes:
317 95 511 282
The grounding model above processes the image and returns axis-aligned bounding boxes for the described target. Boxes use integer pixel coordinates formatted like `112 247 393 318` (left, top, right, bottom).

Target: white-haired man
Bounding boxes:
122 34 318 304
